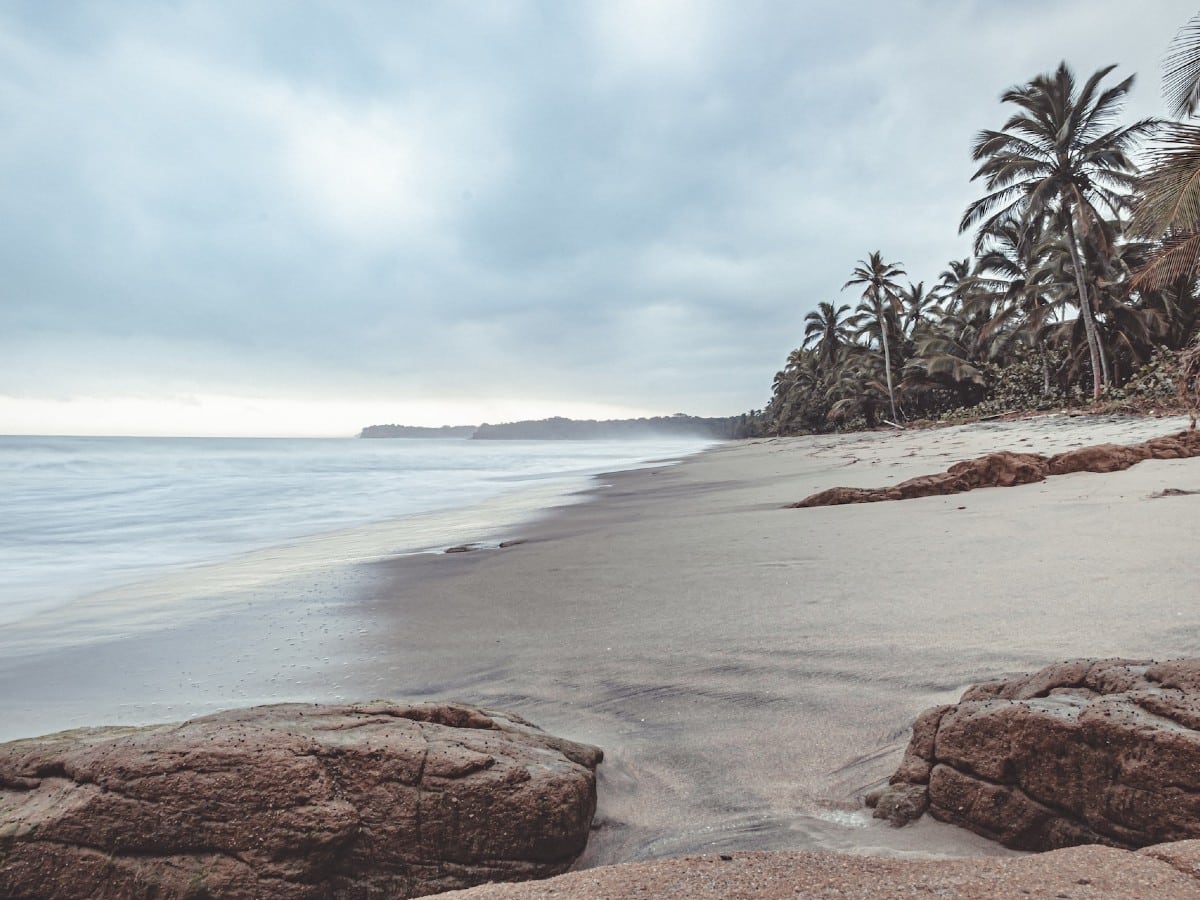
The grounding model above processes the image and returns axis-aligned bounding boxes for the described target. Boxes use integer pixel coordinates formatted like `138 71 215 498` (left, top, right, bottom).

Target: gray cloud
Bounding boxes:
2 0 1197 433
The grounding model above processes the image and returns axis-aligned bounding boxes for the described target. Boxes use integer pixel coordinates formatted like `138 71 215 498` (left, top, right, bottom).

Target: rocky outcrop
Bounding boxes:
792 428 1200 507
0 702 602 899
868 658 1200 851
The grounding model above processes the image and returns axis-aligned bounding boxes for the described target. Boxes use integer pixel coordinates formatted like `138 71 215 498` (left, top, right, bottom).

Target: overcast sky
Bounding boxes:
2 1 1197 436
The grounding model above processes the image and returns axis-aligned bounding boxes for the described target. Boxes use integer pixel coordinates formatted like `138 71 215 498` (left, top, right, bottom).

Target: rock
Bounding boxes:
792 429 1200 508
789 485 886 506
1152 487 1200 497
874 658 1200 851
947 450 1049 489
789 451 1049 507
1045 442 1150 475
867 783 928 827
0 702 602 899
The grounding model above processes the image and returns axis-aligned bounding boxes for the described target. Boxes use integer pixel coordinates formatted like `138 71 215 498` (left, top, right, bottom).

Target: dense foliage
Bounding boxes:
757 18 1200 437
363 415 743 440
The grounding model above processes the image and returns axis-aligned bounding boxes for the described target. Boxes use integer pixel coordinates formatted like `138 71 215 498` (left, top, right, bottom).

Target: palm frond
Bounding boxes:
1131 230 1200 289
960 183 1027 235
1164 13 1200 118
1130 122 1200 237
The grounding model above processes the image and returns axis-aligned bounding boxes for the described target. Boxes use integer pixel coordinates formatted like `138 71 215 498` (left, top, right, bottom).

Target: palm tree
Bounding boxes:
826 347 887 429
933 259 973 315
1131 14 1200 288
843 252 906 423
769 348 837 434
1078 232 1168 382
974 215 1061 392
961 62 1158 398
802 301 853 368
899 281 935 338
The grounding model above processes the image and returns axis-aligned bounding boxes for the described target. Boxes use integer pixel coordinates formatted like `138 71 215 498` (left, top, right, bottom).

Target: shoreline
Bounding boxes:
0 438 712 743
4 412 1199 869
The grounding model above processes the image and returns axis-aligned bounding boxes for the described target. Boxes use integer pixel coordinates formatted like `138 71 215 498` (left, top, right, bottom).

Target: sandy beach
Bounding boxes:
342 411 1200 866
4 412 1200 872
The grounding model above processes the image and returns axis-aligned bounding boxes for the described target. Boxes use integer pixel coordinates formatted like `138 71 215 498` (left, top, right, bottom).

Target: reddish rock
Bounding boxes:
0 702 602 899
946 450 1048 488
1143 430 1200 459
1045 442 1151 475
790 485 886 506
792 429 1200 508
869 659 1200 851
889 471 968 499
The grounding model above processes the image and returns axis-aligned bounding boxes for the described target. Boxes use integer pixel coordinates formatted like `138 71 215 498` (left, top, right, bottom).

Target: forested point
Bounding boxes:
361 415 741 440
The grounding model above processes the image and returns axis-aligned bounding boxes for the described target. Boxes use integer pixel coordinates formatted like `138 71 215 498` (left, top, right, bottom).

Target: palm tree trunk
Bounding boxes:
1040 339 1052 395
878 302 899 422
1095 320 1113 387
1064 215 1104 399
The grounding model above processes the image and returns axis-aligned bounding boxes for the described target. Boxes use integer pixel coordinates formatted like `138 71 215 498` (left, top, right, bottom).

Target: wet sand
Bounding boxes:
4 413 1199 867
349 412 1200 865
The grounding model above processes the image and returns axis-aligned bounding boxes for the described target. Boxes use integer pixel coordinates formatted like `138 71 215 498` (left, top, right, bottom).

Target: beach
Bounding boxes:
346 411 1200 865
4 413 1200 870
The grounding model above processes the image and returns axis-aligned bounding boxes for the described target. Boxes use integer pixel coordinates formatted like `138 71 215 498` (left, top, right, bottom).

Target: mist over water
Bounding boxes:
0 435 713 634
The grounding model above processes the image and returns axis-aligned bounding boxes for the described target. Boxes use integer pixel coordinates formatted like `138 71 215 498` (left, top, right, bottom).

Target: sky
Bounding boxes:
2 1 1198 437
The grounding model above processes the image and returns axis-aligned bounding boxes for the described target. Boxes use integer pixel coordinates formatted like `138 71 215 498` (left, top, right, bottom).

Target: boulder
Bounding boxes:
869 658 1200 851
0 702 602 899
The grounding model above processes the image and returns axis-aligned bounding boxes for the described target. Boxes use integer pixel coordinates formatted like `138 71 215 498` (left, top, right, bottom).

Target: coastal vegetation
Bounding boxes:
362 414 741 440
759 15 1200 437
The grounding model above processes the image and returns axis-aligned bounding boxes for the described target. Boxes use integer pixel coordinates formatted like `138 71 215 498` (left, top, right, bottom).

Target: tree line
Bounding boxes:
757 15 1200 436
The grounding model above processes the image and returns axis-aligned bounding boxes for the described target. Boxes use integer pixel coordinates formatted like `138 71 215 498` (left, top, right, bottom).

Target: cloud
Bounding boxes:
587 0 722 83
1 0 1197 434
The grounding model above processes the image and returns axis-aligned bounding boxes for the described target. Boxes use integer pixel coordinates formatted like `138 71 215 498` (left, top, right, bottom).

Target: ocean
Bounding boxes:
0 434 713 660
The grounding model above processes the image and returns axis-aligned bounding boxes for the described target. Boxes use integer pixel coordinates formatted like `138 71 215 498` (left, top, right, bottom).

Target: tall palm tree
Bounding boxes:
961 62 1157 398
843 252 906 423
802 301 853 368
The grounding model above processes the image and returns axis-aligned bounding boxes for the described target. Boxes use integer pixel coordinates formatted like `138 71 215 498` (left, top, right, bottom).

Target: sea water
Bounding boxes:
0 435 712 651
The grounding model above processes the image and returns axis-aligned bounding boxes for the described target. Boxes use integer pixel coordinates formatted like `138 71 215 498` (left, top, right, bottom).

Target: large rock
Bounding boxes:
0 702 602 899
868 658 1200 850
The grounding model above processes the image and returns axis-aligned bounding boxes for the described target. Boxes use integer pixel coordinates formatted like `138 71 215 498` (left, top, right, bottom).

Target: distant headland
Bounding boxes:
360 414 745 440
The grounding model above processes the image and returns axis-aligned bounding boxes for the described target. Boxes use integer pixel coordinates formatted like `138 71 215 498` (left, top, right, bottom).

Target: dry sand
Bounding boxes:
347 412 1200 867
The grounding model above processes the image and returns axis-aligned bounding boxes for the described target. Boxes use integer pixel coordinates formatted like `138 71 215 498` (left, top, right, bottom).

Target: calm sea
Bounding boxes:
0 435 712 646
